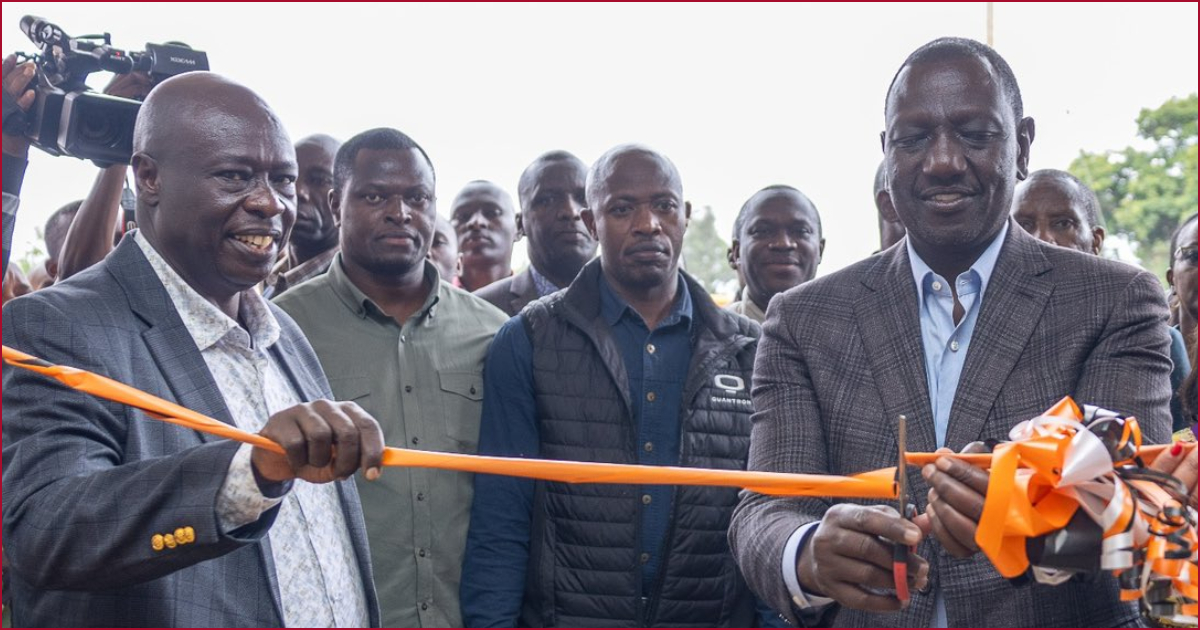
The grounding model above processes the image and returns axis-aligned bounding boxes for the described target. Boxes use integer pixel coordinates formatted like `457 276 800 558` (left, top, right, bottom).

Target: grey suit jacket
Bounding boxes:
474 267 540 317
729 224 1172 627
2 238 381 627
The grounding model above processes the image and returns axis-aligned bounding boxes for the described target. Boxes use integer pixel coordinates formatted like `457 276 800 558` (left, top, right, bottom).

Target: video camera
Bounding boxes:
2 16 209 165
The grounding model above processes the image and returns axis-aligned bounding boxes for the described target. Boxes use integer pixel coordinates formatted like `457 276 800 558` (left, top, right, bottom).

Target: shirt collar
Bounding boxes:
133 230 280 352
327 253 442 324
906 221 1008 301
529 265 562 298
599 271 693 331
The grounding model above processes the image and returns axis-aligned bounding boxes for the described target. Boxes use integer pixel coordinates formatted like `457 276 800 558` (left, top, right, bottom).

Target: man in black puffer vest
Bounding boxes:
461 145 780 628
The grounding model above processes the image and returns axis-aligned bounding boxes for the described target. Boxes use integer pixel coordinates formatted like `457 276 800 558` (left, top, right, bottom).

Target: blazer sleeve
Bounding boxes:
1 293 279 591
728 293 836 625
1074 269 1174 444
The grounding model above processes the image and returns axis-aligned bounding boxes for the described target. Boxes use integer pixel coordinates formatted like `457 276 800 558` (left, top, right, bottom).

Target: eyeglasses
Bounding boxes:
1175 245 1198 267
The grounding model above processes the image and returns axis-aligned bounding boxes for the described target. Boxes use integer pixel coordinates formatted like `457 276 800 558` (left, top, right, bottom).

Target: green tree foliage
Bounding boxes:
1070 94 1198 281
682 205 737 294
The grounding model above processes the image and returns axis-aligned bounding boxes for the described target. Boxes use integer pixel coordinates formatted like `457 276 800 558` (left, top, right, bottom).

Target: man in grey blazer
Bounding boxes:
3 72 384 627
728 38 1173 627
476 151 596 315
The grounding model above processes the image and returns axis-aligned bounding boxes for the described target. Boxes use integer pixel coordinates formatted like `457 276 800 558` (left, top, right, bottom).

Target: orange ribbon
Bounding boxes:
974 396 1197 620
0 345 896 500
5 346 1193 618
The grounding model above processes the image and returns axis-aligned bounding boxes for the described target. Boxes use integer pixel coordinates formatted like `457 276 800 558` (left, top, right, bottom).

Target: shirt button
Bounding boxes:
405 385 413 393
417 492 425 501
646 391 656 402
640 552 651 564
400 334 407 343
646 343 656 354
642 494 652 505
950 340 960 352
421 602 429 611
643 441 654 453
418 548 427 557
932 281 943 291
412 437 420 445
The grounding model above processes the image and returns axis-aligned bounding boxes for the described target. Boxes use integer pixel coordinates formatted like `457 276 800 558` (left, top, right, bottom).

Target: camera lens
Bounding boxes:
77 109 124 147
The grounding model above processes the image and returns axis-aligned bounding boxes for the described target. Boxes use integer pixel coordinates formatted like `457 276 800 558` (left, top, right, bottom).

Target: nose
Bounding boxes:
631 206 662 235
244 177 290 219
559 197 585 222
923 131 967 181
1033 221 1054 244
769 231 798 250
466 210 488 230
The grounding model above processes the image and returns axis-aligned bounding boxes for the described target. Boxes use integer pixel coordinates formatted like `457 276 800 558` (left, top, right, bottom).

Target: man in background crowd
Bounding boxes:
726 185 824 323
451 180 518 292
477 150 596 315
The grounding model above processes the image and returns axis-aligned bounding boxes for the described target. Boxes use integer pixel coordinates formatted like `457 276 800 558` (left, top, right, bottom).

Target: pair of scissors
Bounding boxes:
894 414 915 603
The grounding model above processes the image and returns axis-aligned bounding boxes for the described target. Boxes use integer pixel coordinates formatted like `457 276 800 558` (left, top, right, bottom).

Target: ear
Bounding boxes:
683 201 693 230
876 190 899 223
1015 117 1036 181
1091 226 1105 256
329 188 342 221
515 212 526 240
727 240 740 271
879 130 887 154
1167 267 1175 290
582 208 597 239
131 152 160 208
46 259 59 282
818 237 826 262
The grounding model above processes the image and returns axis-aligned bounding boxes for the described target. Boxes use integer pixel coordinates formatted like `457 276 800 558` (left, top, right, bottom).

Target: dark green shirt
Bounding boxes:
275 255 508 628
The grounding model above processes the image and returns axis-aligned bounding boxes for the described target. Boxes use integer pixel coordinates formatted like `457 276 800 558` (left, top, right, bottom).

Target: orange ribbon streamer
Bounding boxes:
6 345 1193 619
0 345 896 500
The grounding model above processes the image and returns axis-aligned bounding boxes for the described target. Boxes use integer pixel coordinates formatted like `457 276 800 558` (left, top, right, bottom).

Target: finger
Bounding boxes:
824 556 902 590
827 581 906 613
264 414 309 473
17 89 35 110
296 405 334 469
910 511 932 536
3 62 34 95
831 528 901 572
927 489 977 557
3 55 15 77
320 403 361 480
833 504 922 547
908 553 930 591
926 459 988 518
961 441 990 454
341 401 384 480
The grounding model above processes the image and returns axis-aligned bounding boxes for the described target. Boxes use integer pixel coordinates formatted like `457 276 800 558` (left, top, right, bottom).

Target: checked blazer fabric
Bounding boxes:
728 222 1173 627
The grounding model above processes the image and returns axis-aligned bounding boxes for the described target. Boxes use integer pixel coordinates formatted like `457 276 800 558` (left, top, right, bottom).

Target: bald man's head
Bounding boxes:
130 72 298 307
134 72 285 164
583 144 690 293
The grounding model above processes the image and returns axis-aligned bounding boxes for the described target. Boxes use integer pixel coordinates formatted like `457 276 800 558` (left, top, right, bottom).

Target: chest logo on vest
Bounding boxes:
713 374 745 393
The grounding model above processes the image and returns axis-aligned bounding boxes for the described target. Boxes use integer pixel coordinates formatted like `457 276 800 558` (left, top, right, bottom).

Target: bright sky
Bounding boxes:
3 2 1197 277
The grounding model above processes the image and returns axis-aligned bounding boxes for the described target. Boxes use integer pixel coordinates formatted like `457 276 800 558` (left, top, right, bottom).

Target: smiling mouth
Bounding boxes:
232 234 276 251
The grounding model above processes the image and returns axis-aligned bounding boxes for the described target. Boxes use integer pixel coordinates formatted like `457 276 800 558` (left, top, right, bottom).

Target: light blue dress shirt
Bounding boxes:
783 224 1009 627
907 222 1008 627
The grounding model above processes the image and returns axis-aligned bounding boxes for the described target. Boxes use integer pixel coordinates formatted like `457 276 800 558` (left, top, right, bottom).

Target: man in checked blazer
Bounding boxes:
728 38 1173 627
2 73 383 627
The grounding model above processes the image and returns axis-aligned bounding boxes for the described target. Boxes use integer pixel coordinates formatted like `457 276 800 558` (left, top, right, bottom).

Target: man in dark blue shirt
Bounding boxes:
461 144 775 627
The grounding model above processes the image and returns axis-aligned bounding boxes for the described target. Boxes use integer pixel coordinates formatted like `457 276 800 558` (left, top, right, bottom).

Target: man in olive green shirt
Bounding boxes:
275 128 507 627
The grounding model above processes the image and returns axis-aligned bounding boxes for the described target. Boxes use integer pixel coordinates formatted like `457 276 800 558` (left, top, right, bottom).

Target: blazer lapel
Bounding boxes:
945 225 1054 448
854 246 938 456
108 239 235 437
511 268 538 313
109 238 287 624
